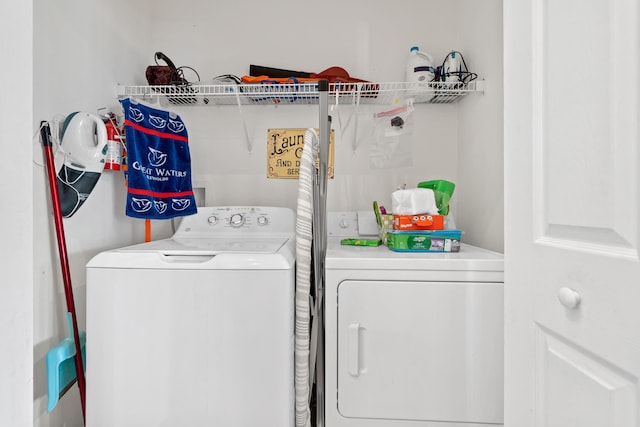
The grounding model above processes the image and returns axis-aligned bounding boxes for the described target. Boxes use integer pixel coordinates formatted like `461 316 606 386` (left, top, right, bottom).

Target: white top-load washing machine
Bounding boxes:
324 212 504 427
85 206 295 427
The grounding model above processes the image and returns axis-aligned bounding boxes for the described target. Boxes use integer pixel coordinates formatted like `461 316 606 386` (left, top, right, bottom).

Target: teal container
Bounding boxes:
386 229 462 252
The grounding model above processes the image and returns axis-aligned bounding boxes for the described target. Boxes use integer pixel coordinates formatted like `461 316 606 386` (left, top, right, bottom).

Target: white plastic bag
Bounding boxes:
369 99 414 169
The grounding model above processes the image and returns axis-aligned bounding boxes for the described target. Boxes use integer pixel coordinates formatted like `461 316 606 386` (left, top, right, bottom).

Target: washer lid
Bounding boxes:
87 236 294 270
114 237 289 256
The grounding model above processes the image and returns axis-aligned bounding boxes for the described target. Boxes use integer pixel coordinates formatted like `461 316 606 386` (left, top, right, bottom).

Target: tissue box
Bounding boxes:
385 229 462 252
393 214 445 230
391 188 439 216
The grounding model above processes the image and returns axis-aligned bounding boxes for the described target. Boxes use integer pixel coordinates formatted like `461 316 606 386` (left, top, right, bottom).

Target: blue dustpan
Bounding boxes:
46 312 86 412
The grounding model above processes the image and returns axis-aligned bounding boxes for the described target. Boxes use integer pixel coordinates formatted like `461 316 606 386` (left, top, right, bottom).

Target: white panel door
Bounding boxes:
504 0 640 426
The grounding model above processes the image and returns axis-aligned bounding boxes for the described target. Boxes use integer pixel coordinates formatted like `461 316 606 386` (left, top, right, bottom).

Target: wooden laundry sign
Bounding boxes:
267 128 334 179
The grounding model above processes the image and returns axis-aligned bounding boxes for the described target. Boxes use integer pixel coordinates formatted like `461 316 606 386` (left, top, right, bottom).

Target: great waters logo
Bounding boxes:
131 147 187 182
168 119 185 133
128 107 144 123
131 197 152 213
154 200 168 214
148 114 167 129
148 147 168 167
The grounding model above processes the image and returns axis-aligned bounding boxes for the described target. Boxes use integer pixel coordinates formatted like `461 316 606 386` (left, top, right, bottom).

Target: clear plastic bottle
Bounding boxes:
405 46 435 84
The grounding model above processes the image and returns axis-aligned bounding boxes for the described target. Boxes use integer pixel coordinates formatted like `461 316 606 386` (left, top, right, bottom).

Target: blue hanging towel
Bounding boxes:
120 98 197 219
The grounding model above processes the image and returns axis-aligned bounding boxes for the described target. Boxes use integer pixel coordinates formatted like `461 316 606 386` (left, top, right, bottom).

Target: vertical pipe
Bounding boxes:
317 80 330 250
145 219 151 242
313 79 330 427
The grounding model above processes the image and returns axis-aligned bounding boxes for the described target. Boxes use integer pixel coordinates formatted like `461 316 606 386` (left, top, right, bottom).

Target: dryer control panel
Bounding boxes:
173 206 295 237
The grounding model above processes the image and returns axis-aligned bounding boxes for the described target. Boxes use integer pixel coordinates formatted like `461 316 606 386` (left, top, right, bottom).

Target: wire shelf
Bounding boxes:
118 81 483 106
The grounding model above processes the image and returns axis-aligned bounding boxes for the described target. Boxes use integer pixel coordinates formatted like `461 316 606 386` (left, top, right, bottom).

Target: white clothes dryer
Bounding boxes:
324 212 504 427
85 206 295 427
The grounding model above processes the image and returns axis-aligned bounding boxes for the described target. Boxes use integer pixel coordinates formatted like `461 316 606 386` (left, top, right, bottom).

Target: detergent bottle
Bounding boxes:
405 46 435 84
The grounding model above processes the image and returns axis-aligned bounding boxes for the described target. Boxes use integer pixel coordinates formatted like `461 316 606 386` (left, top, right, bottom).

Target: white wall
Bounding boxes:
1 2 33 427
32 1 154 425
457 0 504 252
146 0 493 226
28 1 504 426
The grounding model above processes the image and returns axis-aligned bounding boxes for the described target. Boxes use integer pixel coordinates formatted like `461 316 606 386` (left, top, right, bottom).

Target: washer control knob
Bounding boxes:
229 213 245 228
207 215 218 225
339 217 350 228
257 216 269 226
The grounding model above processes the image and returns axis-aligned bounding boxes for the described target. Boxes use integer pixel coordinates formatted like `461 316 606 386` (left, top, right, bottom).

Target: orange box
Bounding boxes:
393 214 445 231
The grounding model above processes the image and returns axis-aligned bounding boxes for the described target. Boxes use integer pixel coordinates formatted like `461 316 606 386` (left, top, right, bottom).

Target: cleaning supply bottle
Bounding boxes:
405 46 435 84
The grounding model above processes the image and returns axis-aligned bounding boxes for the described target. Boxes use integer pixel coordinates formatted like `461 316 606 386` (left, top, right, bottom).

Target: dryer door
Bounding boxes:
337 280 503 424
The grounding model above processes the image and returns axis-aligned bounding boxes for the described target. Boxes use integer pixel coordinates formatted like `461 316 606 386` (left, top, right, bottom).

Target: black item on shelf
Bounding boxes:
145 52 199 104
250 64 311 78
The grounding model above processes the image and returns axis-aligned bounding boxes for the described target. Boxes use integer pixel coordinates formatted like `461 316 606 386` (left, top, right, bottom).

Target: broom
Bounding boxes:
40 121 86 423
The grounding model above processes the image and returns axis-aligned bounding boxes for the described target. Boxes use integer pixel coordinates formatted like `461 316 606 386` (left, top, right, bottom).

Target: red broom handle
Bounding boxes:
40 122 86 422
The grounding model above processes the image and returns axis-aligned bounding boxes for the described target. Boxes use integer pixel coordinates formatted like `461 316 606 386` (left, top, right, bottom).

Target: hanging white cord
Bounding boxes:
295 128 319 427
352 83 362 152
333 84 360 152
235 89 253 152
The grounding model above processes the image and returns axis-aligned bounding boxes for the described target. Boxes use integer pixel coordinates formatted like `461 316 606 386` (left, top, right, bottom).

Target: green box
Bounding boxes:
385 229 462 252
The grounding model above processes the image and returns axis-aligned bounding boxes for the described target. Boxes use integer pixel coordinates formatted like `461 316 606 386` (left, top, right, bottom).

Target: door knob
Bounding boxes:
558 287 581 309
